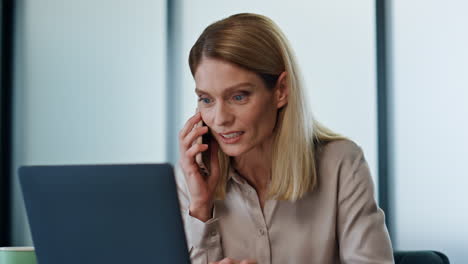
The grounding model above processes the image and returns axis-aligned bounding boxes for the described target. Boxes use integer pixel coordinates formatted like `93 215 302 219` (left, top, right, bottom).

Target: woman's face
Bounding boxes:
194 57 287 157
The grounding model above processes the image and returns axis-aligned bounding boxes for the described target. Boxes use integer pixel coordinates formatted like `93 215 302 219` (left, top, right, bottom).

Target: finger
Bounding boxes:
185 143 209 161
183 144 210 183
182 125 209 150
219 258 236 264
180 143 207 177
182 142 208 167
179 112 202 141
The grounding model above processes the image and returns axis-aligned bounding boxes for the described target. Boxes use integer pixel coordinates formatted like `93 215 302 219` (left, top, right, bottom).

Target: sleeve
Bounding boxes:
336 144 395 264
174 164 224 263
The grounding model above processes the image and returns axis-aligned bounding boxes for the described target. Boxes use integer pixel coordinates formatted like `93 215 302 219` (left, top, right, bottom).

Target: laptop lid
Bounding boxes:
19 163 190 264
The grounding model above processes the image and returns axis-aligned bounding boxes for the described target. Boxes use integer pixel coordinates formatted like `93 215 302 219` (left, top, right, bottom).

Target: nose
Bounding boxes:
213 102 234 127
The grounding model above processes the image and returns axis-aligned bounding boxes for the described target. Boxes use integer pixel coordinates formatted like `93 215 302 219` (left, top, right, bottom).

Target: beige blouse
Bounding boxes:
175 140 394 264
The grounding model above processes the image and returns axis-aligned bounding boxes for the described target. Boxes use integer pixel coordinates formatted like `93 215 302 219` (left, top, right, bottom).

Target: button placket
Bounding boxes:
239 183 271 264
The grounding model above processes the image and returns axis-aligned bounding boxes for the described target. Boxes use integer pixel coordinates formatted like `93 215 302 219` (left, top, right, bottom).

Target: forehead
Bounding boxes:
194 57 261 94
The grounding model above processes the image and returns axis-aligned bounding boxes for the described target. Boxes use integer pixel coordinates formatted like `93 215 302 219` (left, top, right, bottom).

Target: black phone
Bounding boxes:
194 119 211 176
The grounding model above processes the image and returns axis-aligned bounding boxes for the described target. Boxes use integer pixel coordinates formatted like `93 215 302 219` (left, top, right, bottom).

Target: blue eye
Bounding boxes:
198 97 211 104
233 95 245 101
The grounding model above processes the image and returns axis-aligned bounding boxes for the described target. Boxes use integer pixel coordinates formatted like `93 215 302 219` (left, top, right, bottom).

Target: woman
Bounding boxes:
176 13 394 264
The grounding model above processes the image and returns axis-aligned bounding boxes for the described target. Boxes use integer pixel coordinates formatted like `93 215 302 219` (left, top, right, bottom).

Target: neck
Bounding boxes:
233 137 273 193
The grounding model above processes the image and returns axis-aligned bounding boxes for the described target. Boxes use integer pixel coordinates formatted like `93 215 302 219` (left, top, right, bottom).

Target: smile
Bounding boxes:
219 131 244 144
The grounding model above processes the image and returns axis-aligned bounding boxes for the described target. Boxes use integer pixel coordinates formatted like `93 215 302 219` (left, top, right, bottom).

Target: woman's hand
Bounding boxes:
178 112 220 222
209 258 257 264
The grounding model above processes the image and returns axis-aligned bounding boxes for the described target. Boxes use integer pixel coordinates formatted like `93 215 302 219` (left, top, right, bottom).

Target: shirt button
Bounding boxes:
259 229 265 236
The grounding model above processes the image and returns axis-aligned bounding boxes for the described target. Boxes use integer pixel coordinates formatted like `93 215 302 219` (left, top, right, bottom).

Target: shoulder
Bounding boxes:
316 139 364 168
314 139 370 186
315 139 374 196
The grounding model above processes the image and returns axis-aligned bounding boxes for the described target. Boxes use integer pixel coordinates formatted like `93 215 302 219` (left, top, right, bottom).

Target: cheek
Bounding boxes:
254 104 277 130
200 109 214 126
242 103 276 130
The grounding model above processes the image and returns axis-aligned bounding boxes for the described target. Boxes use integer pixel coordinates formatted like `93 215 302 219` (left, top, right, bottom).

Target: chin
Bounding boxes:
218 144 248 157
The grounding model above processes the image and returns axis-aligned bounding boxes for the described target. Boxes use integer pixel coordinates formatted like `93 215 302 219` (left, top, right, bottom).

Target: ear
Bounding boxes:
275 71 289 109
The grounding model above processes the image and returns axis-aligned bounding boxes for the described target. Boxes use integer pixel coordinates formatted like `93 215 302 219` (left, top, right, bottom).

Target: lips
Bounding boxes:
218 131 244 144
221 131 243 138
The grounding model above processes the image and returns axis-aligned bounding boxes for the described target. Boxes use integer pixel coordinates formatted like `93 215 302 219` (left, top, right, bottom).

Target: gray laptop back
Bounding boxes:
19 163 190 264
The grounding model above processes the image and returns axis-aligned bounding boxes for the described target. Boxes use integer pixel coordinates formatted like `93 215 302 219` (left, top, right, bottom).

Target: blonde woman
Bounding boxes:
176 13 394 264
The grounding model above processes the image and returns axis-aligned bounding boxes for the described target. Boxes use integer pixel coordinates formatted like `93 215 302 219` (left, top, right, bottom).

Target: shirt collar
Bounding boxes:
227 165 246 185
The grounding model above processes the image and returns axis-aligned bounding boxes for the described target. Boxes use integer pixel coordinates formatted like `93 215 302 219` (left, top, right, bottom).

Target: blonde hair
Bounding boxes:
189 13 345 201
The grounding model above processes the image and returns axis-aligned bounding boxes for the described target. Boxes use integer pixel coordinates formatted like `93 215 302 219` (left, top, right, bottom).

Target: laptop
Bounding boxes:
19 163 191 264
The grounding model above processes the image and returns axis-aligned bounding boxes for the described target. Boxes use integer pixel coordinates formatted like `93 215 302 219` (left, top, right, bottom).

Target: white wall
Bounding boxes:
11 0 167 245
174 0 379 186
390 1 468 262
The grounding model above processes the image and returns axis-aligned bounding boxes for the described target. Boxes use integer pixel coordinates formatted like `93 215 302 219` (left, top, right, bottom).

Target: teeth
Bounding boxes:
222 132 243 138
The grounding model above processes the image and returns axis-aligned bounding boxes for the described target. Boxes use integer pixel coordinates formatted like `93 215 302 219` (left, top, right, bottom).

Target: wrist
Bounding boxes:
189 203 214 222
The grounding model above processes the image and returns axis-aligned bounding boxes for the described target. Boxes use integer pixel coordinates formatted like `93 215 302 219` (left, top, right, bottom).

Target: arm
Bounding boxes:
175 164 224 264
176 112 225 263
336 145 394 263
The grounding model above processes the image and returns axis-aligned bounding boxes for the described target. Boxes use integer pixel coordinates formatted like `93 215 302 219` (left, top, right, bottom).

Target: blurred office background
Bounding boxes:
0 0 466 263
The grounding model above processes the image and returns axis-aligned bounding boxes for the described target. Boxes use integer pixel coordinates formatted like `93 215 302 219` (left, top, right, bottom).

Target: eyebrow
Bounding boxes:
195 82 255 95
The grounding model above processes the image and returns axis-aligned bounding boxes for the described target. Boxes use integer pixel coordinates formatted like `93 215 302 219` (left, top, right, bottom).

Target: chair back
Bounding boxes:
394 251 449 264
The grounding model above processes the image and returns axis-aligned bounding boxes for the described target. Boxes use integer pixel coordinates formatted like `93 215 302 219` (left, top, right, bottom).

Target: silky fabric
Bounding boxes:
175 140 394 264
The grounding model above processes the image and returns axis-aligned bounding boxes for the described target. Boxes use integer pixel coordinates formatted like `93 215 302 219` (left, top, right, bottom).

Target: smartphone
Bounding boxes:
194 119 211 176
